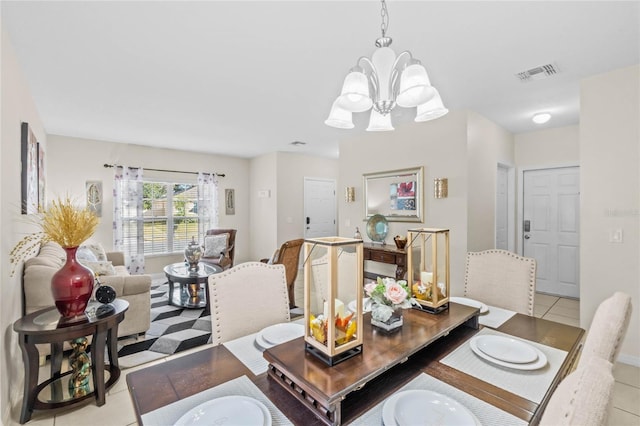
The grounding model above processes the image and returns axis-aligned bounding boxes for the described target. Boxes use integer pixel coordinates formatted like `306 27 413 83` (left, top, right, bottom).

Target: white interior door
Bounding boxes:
304 178 336 238
523 167 580 298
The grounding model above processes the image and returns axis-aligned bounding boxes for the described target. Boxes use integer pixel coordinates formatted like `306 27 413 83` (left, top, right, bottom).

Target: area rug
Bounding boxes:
117 275 212 369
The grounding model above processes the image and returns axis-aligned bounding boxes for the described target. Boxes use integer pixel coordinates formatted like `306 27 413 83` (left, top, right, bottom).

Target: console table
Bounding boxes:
363 242 406 281
13 299 128 423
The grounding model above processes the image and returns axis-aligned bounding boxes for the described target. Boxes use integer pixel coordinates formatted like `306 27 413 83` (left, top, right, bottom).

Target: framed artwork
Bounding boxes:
363 166 424 222
21 122 39 214
86 180 103 217
38 142 46 210
225 188 235 215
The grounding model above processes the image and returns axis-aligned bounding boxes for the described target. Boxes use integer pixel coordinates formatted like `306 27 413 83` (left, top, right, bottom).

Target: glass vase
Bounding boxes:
371 305 404 333
50 246 95 318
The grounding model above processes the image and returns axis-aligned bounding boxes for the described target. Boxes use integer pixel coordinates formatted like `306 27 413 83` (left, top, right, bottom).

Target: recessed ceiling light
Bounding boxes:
532 113 551 124
290 141 306 146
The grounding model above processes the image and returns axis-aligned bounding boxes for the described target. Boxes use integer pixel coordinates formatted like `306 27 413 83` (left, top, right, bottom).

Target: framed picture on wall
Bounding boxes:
86 180 102 217
225 188 235 215
38 142 46 210
21 122 39 214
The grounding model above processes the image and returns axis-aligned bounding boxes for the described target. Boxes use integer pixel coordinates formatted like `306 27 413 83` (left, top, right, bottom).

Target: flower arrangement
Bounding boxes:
365 277 416 322
9 196 99 276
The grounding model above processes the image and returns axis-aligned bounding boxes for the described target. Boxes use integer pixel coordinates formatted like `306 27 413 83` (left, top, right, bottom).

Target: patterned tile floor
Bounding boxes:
10 290 640 426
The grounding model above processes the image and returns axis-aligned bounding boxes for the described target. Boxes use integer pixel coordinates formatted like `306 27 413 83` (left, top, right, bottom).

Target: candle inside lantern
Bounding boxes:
420 271 433 285
323 298 345 318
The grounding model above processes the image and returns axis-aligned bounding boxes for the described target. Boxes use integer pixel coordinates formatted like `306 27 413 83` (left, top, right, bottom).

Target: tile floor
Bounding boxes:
10 294 640 426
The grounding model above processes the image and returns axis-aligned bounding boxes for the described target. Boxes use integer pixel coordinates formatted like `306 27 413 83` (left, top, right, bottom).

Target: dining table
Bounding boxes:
126 301 584 426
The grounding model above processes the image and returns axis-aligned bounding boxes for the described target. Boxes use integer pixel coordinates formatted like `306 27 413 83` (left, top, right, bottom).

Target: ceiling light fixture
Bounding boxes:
532 112 551 124
325 0 448 132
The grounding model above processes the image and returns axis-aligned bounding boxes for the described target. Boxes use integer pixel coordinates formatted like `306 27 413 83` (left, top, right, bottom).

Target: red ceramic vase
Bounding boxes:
51 246 95 318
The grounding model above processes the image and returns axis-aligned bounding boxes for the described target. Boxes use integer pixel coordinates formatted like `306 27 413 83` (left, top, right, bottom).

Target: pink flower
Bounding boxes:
364 282 377 297
384 281 408 305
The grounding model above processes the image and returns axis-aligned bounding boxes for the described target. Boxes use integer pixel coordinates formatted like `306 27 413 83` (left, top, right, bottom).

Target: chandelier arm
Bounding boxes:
389 51 415 100
357 56 381 103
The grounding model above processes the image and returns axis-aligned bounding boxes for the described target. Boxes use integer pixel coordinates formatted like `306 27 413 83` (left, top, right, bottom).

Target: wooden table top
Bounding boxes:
127 305 584 425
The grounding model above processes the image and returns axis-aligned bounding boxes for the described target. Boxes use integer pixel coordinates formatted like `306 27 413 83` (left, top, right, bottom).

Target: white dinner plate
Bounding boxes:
175 395 272 426
449 297 489 314
382 390 481 426
469 335 548 370
475 334 538 364
258 323 304 346
348 297 371 313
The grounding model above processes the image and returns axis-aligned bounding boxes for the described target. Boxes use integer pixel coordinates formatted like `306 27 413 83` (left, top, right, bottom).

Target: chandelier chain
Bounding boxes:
380 0 389 38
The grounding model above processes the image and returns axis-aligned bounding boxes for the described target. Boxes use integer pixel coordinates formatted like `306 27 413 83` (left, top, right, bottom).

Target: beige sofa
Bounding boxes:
23 242 152 338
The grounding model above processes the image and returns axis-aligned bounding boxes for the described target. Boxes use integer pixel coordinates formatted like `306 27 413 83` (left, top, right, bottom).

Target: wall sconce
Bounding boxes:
345 187 355 203
434 178 448 199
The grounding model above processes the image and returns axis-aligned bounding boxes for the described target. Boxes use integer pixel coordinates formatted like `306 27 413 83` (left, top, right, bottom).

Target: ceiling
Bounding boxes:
2 1 639 159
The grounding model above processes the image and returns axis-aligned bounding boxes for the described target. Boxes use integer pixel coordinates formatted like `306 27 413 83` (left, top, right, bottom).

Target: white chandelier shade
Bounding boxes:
366 108 395 131
325 0 447 131
324 99 355 129
415 88 449 122
337 71 372 113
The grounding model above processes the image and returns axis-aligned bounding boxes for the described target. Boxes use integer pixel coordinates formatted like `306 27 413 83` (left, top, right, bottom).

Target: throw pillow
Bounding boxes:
204 234 229 257
80 243 108 262
83 261 117 276
76 246 99 264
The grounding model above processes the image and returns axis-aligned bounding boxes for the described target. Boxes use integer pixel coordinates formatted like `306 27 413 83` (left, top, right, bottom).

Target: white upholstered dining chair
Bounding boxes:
578 291 632 368
464 249 536 316
208 262 291 345
539 356 615 426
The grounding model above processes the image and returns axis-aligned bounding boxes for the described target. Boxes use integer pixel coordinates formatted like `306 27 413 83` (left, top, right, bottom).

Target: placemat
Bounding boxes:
222 318 306 375
223 332 269 375
351 372 527 426
141 375 293 425
478 305 516 328
440 328 567 404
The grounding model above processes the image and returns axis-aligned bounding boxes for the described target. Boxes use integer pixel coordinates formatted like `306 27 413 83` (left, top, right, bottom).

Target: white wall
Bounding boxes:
249 152 338 261
339 111 470 296
467 111 515 252
514 125 579 167
276 152 339 245
249 153 278 260
580 65 640 365
1 29 48 425
47 135 252 273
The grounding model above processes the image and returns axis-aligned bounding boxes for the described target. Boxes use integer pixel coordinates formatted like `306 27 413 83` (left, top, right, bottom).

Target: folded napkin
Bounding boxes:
479 305 517 328
141 375 293 425
441 328 568 404
351 372 527 426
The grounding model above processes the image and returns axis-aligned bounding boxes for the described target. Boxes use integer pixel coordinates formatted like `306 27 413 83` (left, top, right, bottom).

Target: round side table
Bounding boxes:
13 299 128 424
164 262 222 310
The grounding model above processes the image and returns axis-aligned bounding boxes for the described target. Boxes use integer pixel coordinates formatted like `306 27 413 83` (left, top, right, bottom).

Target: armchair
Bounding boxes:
201 229 237 270
261 238 304 308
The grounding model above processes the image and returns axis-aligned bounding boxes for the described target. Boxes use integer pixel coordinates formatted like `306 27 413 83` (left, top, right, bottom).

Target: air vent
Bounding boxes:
515 63 559 82
290 141 306 146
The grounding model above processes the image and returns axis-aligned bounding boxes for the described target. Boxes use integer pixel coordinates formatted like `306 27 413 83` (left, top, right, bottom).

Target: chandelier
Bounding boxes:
325 0 448 131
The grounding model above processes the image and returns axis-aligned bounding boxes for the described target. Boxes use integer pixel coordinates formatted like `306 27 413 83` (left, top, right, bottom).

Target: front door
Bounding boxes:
523 166 580 298
304 178 336 239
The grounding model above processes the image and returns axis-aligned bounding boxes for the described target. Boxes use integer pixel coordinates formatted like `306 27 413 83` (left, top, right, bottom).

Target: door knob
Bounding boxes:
524 234 531 239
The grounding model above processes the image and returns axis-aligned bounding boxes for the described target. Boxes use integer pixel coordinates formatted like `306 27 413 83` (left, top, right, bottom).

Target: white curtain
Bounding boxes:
197 172 219 239
113 166 145 274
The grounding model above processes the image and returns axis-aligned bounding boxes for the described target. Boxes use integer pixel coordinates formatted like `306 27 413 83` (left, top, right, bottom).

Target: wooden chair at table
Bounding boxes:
463 249 537 316
260 238 304 309
207 262 290 345
539 356 615 426
578 291 632 369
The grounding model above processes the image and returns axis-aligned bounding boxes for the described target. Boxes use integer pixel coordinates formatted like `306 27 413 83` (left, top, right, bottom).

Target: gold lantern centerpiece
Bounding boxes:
304 237 364 366
406 228 450 314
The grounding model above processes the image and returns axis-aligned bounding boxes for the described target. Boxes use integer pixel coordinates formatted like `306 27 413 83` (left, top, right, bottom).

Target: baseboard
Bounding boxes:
617 353 640 368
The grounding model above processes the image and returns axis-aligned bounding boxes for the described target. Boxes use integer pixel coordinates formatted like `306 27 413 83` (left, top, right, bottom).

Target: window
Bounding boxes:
141 181 205 255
